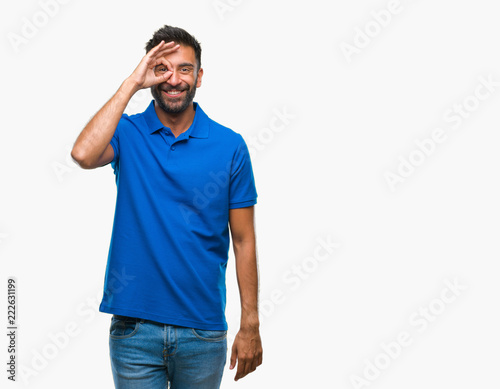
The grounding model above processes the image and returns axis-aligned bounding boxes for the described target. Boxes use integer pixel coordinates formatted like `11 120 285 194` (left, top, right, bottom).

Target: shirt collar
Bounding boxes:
144 100 209 139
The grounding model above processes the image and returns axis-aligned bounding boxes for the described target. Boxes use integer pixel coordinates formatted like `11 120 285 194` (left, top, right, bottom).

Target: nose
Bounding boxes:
167 70 181 87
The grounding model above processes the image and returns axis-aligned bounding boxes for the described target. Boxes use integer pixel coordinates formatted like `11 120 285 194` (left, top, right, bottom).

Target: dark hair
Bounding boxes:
145 25 202 70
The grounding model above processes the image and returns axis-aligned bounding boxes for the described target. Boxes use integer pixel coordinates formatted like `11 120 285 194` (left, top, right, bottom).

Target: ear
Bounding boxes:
196 67 204 88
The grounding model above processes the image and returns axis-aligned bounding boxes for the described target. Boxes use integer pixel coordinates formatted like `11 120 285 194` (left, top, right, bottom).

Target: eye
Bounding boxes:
155 66 168 73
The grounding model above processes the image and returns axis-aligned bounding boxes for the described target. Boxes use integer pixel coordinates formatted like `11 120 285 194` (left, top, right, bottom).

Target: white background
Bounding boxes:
1 0 500 388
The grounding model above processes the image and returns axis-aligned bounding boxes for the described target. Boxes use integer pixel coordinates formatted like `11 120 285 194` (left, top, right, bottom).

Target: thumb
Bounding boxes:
159 70 173 83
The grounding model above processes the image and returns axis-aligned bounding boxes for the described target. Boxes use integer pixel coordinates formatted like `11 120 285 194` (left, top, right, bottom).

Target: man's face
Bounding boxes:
151 44 203 114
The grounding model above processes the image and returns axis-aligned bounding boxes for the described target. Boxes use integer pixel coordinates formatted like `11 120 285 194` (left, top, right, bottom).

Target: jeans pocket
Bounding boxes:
191 328 227 342
109 315 141 339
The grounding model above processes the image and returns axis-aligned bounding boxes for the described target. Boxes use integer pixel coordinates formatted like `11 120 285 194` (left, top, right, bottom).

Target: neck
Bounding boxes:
154 101 196 137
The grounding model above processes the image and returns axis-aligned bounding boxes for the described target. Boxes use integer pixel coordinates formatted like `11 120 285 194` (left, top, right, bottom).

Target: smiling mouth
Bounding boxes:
163 90 185 97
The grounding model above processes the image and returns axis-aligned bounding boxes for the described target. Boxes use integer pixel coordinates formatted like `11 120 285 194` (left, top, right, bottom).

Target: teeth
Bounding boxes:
167 91 181 95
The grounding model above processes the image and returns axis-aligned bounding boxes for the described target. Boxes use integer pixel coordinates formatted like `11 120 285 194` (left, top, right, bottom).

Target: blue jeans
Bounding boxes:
109 315 227 389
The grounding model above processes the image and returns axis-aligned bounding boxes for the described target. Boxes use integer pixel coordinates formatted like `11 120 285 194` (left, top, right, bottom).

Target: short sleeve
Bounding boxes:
229 136 258 209
110 114 128 172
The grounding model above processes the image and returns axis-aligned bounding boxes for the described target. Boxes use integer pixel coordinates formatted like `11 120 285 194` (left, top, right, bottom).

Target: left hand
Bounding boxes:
229 327 263 381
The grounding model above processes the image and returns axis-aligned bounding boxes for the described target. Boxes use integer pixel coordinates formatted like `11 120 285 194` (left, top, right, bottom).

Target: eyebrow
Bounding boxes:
178 63 195 68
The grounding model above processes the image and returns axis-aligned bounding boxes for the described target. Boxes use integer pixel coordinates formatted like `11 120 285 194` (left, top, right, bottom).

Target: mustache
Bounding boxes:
161 86 188 92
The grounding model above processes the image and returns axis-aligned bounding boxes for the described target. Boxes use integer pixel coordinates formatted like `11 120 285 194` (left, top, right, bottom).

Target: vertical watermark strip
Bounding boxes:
6 277 17 382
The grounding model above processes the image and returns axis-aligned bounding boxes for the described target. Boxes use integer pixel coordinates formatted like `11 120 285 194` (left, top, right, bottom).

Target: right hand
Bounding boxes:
126 40 180 92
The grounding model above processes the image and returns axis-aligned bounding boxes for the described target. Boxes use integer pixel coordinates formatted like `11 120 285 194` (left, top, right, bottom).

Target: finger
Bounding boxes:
152 40 176 51
235 359 247 381
156 56 172 66
229 344 237 370
144 42 180 69
152 43 180 59
250 356 258 373
157 41 179 51
147 47 179 69
138 43 167 68
148 40 166 55
148 59 173 86
150 57 172 79
145 41 176 64
155 71 173 84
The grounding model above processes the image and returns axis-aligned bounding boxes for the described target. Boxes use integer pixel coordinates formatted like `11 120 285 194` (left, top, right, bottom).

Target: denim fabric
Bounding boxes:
109 315 227 388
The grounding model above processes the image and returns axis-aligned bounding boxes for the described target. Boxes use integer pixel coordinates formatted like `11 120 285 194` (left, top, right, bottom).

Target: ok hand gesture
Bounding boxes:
127 40 180 92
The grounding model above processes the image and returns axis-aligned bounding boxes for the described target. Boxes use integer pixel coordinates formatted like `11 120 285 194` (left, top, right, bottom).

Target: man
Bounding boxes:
71 25 262 388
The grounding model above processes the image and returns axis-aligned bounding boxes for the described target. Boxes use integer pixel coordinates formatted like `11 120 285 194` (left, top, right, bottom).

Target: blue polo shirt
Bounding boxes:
98 100 257 330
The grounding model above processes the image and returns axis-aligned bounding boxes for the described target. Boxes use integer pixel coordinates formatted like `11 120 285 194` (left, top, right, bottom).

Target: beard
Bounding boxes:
151 77 198 114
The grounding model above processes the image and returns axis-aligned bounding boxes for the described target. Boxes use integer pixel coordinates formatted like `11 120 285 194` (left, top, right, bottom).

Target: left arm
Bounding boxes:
229 206 263 381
